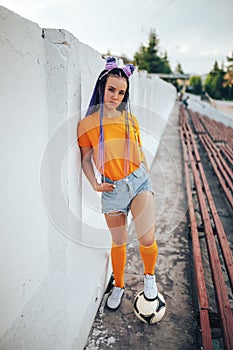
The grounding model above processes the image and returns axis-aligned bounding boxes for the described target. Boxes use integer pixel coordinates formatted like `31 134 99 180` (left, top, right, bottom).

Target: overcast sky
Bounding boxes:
1 0 232 75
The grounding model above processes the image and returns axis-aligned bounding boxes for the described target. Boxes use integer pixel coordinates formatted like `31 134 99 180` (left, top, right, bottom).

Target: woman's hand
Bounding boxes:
95 183 116 192
80 146 116 193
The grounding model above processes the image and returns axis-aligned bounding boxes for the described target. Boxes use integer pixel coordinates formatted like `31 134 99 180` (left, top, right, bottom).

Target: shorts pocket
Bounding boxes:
102 188 119 204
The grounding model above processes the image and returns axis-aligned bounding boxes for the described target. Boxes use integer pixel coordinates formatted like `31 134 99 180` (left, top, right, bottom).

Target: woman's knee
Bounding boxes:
104 212 127 245
138 230 155 246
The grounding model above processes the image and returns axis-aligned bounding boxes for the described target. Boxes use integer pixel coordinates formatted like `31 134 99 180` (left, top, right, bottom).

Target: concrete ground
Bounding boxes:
84 103 197 350
214 101 233 117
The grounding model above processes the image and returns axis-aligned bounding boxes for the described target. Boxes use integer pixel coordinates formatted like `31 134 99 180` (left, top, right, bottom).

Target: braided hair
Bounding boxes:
85 57 135 178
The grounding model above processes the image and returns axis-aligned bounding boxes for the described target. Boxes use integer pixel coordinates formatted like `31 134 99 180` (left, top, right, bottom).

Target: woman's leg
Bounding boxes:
104 212 127 310
104 212 127 288
130 191 156 245
131 192 158 299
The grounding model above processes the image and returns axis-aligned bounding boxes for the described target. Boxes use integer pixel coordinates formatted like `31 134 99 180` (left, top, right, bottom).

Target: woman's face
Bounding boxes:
104 75 127 111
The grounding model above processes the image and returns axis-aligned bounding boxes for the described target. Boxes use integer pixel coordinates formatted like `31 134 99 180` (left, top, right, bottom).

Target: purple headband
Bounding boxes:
104 56 135 78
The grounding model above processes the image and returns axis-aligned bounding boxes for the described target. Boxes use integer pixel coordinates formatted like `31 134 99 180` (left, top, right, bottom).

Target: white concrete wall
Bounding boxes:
0 6 176 350
0 3 50 341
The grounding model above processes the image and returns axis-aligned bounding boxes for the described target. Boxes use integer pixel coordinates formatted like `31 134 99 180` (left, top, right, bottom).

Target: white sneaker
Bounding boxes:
144 274 158 301
106 286 124 310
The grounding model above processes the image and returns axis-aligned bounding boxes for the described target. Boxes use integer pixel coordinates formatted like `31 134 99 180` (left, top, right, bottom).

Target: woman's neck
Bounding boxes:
103 108 122 118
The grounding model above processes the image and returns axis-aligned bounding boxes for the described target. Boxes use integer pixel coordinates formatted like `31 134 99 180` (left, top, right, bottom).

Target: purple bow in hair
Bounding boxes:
122 64 135 77
105 57 118 71
105 56 135 78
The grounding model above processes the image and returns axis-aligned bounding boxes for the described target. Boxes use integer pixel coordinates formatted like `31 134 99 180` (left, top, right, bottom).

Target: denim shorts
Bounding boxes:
101 162 153 215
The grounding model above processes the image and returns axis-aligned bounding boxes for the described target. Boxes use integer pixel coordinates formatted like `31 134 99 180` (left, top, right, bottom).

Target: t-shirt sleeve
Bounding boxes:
77 119 92 147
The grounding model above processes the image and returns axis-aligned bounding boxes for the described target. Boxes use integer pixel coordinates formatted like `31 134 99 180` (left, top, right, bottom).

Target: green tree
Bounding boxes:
223 52 233 88
175 63 184 74
134 44 148 71
189 76 202 95
161 51 172 74
204 61 227 99
134 30 172 73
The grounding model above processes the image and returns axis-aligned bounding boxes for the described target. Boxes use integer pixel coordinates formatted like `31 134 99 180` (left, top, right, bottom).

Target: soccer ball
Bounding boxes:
134 291 166 324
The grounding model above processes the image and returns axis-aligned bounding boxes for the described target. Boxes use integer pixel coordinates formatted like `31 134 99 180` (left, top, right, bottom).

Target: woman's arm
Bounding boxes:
80 146 115 192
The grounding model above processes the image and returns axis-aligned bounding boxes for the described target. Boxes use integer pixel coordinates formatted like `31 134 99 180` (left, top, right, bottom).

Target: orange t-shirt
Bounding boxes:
78 111 142 180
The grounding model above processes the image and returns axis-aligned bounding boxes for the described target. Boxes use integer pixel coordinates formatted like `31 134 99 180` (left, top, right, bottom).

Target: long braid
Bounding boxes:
128 99 141 164
124 103 130 176
98 92 105 180
85 80 99 117
83 58 136 181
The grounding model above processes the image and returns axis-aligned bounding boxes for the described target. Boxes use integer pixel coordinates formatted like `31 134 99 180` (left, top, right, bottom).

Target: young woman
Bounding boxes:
78 57 158 310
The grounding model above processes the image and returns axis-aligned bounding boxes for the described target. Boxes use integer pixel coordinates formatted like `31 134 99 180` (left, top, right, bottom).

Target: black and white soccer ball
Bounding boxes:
134 291 166 324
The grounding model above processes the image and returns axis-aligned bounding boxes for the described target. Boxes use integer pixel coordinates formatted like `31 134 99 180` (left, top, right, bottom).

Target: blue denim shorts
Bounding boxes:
101 163 153 215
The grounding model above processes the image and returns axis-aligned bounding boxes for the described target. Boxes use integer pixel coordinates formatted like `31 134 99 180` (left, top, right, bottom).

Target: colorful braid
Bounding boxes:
98 92 105 178
85 80 99 117
85 57 136 180
124 105 130 176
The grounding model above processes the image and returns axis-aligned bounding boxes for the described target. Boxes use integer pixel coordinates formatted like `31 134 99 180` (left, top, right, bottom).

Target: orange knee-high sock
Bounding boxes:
111 242 127 289
140 241 158 275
